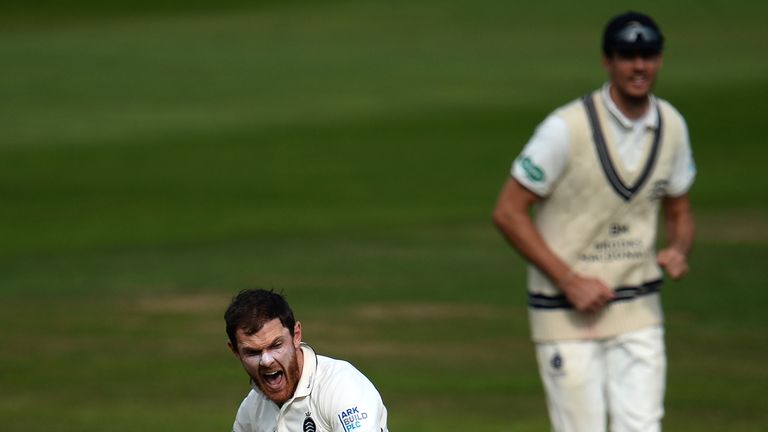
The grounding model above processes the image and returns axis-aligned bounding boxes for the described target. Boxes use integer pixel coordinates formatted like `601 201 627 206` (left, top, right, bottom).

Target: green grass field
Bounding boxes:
1 1 767 431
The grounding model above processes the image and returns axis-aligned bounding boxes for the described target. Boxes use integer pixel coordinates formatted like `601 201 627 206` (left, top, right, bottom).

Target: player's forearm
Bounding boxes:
666 215 694 256
493 204 572 287
493 178 575 286
493 179 616 310
657 195 695 280
663 195 695 255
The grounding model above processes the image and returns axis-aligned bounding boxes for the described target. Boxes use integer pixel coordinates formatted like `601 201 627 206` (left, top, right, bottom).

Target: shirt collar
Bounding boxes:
601 83 659 130
293 343 317 398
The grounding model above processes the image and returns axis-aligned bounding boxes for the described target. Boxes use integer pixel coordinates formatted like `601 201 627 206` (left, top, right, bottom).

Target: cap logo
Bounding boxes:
616 21 659 43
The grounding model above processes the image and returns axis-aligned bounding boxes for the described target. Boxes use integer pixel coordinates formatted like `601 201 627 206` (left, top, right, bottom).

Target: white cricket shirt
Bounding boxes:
232 343 388 432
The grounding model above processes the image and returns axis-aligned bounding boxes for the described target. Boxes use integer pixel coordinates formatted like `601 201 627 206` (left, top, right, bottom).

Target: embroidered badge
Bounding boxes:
303 416 316 432
551 352 563 370
521 156 546 182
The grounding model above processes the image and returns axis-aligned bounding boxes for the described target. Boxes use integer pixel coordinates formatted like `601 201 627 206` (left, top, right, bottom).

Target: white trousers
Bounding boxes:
535 325 666 432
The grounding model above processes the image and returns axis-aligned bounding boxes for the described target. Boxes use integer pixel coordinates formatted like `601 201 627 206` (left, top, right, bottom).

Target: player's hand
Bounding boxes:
558 272 615 314
657 247 689 280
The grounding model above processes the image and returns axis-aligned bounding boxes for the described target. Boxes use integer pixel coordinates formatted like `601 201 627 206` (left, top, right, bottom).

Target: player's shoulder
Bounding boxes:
235 387 279 429
655 96 687 124
315 354 380 397
317 354 368 382
239 387 270 411
528 96 584 133
548 94 591 124
311 357 386 431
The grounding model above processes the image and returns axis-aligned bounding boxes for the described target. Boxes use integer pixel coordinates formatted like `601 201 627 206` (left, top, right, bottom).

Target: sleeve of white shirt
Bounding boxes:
665 117 697 196
511 113 570 197
232 393 254 432
319 363 388 432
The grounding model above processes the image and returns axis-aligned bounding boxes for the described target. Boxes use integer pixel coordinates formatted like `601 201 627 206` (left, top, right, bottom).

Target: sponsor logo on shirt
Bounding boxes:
337 406 369 431
520 156 546 183
579 237 645 262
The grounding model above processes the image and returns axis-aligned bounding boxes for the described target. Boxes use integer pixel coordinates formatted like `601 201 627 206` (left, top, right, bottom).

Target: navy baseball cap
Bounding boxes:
602 11 664 56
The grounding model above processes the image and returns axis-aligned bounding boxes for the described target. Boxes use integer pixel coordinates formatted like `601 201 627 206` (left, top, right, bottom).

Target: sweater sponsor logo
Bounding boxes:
520 156 546 182
579 237 644 262
609 223 629 236
338 406 369 431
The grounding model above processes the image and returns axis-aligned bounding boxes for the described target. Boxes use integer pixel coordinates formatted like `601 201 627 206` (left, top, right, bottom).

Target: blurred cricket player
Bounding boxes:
493 11 696 432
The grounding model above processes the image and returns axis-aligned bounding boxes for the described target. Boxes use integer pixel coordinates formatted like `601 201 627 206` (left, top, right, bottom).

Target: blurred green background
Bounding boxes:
1 1 766 431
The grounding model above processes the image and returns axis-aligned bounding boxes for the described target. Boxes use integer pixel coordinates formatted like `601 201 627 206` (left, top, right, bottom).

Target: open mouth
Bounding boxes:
261 370 285 390
631 75 649 86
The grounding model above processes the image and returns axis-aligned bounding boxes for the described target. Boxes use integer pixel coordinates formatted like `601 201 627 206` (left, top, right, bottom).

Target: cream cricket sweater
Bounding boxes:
528 90 688 342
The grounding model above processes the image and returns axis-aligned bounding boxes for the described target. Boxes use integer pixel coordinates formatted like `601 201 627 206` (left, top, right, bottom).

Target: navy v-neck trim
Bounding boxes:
582 94 663 201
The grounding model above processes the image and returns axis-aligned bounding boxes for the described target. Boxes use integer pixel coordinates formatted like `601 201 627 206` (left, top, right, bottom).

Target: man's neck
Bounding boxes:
609 85 650 120
296 345 304 377
276 347 304 408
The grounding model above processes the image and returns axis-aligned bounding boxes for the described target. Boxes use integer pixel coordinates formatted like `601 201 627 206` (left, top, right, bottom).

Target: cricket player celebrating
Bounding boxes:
225 289 388 432
493 11 696 432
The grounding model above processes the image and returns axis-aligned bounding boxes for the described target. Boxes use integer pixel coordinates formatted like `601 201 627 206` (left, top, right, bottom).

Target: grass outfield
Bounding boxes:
1 1 767 431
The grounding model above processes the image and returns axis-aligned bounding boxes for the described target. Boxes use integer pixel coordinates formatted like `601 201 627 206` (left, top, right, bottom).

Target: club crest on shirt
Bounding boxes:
337 406 369 431
551 352 563 370
303 415 316 432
